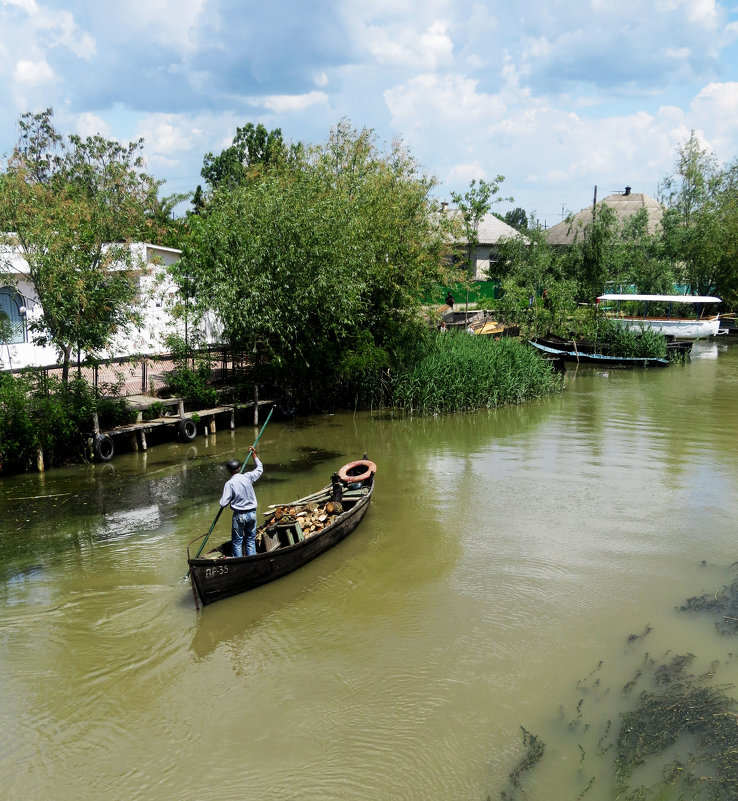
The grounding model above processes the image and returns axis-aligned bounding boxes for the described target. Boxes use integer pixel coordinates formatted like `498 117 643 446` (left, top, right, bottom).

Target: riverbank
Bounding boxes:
0 335 563 475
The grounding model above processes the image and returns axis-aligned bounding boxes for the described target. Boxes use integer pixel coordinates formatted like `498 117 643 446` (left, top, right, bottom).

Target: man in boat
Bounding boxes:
220 447 263 557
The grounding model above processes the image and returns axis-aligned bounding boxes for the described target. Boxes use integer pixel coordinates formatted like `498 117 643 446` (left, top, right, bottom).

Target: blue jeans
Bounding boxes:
232 510 257 557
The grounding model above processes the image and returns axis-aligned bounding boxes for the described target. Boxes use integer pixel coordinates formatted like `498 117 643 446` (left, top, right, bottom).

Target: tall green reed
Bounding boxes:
390 332 563 414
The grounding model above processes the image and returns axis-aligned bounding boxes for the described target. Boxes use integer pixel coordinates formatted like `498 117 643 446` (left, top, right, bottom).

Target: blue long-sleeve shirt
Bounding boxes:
219 457 263 512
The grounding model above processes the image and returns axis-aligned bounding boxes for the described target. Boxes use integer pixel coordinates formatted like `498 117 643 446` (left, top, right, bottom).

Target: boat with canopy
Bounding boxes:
596 294 722 339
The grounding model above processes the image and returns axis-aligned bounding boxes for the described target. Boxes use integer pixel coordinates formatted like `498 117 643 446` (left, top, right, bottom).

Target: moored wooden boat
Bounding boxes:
187 459 376 605
535 332 692 359
529 340 669 367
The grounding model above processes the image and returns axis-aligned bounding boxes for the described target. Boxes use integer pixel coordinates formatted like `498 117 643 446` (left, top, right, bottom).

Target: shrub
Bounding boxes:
389 331 563 414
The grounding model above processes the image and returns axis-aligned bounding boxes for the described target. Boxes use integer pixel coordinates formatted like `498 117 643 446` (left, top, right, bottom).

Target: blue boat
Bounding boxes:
529 340 669 368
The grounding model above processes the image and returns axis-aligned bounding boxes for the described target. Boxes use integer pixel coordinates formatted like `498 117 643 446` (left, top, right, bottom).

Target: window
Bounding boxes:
0 287 27 344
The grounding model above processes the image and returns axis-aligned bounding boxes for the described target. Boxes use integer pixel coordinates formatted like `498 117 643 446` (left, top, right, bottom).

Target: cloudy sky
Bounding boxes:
1 0 737 225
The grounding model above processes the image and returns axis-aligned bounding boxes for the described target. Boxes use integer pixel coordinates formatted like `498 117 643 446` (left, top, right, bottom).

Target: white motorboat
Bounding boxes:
596 294 722 339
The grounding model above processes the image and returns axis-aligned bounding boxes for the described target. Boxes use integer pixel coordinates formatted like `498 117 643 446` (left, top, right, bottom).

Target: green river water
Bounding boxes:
1 339 738 801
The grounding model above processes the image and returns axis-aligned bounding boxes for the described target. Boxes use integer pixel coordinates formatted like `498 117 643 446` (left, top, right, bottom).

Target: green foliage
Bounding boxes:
182 120 448 399
501 207 529 232
0 373 127 471
163 339 218 407
449 177 512 284
390 332 563 414
200 122 295 192
165 363 218 407
0 108 162 382
142 401 165 421
0 373 36 469
659 132 738 304
591 318 668 359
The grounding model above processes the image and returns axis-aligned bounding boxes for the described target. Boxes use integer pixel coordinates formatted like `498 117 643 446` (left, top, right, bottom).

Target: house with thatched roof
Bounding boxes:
443 204 526 279
544 187 664 246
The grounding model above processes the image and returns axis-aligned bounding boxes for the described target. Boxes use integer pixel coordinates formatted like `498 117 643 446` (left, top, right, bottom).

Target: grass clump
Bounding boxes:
498 727 545 801
680 572 738 636
390 332 563 414
594 318 667 359
614 653 738 801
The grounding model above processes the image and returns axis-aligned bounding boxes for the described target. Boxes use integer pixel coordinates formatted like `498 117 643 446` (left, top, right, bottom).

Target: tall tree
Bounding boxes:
0 109 162 382
450 177 512 310
659 132 725 297
200 122 293 191
182 121 448 399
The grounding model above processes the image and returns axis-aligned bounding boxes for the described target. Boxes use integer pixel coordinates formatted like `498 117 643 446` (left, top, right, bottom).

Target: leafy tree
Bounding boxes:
449 177 512 310
555 203 620 301
491 226 578 336
660 132 738 303
182 121 448 403
200 122 294 191
0 109 162 382
501 207 529 231
612 208 674 295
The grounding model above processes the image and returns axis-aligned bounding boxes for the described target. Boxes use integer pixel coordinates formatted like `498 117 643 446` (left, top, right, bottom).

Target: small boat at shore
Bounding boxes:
535 333 692 359
187 458 376 606
529 340 669 367
596 294 722 339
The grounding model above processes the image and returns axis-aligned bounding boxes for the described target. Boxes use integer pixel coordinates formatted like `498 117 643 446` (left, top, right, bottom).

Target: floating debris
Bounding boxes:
499 727 545 800
680 573 738 635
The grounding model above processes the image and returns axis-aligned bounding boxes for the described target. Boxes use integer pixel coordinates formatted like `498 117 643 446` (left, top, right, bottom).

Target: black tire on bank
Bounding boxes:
93 434 115 462
178 419 197 441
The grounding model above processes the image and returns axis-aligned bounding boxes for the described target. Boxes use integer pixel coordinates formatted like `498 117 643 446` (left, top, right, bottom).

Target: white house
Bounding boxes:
444 207 527 279
0 241 220 370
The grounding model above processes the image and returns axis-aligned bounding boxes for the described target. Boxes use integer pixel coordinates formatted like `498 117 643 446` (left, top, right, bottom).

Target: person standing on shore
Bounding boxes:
220 446 263 557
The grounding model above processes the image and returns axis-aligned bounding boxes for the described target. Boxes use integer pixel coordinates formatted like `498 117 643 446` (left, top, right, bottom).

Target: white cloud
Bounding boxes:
257 91 329 114
385 73 506 133
13 58 54 85
445 161 488 186
363 19 454 69
74 112 110 138
109 0 205 52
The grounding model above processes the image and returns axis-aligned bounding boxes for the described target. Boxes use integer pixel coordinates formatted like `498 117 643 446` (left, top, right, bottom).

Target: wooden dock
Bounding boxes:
91 396 275 461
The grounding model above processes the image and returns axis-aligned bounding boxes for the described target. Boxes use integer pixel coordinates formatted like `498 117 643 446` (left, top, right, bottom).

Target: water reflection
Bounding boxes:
2 346 738 800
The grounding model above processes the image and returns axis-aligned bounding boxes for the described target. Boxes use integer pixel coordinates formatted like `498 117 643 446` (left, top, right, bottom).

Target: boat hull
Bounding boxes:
529 340 669 367
619 315 720 339
188 485 373 605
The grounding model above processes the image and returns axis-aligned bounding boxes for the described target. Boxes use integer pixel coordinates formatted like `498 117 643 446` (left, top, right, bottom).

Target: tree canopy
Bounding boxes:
0 109 164 381
182 121 449 401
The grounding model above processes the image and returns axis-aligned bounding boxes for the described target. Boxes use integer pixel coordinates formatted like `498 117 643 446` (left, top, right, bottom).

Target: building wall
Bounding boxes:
0 242 221 370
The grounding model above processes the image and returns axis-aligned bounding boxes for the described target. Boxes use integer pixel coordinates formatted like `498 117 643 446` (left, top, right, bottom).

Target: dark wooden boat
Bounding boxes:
187 459 376 606
529 340 669 367
535 332 692 361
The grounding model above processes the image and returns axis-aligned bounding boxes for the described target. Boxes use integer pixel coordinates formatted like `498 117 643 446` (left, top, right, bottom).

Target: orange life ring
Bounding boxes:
337 459 377 484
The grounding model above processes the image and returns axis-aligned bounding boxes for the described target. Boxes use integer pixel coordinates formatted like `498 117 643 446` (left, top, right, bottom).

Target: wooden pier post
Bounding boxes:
130 433 139 452
139 429 148 451
230 407 235 430
253 384 259 425
36 445 45 473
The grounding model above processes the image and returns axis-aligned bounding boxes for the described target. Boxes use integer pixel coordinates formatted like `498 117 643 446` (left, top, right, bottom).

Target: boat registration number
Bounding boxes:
204 564 229 579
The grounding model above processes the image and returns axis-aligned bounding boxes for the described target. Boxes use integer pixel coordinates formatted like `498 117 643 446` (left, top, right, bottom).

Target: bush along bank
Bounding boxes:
389 332 563 414
0 336 563 473
0 373 132 473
